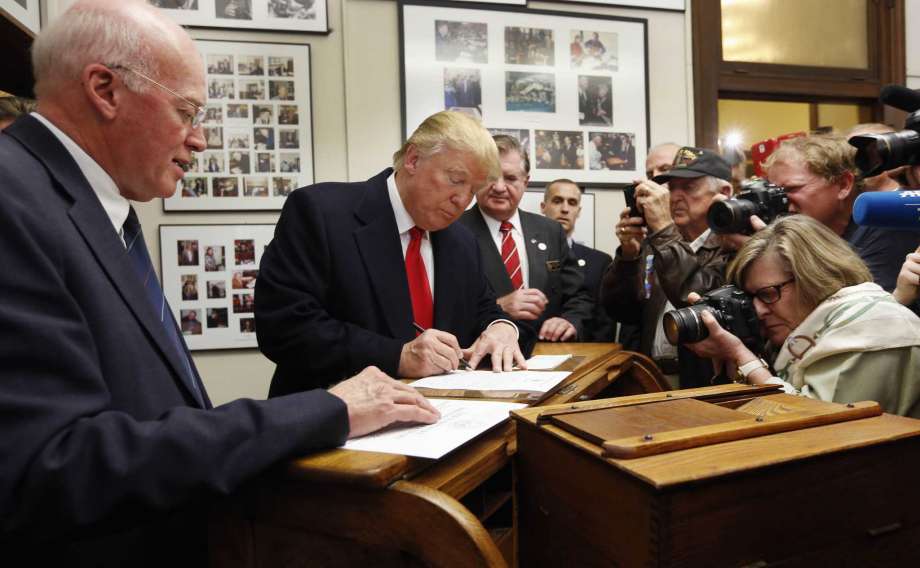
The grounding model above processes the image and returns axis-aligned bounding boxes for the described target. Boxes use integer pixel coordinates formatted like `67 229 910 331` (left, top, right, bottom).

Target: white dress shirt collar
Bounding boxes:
387 171 422 237
479 206 523 238
31 112 130 239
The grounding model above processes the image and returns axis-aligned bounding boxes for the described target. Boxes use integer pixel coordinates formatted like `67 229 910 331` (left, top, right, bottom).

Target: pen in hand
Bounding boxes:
412 322 472 370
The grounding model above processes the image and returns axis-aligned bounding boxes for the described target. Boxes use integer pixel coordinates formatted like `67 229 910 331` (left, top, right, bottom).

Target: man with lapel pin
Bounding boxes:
256 111 532 397
0 1 439 564
459 135 593 342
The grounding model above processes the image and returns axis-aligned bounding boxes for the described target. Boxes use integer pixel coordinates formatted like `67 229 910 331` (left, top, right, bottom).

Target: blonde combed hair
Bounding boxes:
728 215 872 312
393 111 500 181
763 133 862 190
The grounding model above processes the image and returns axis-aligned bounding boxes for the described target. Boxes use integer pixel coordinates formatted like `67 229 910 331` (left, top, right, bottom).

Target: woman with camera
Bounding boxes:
686 215 920 418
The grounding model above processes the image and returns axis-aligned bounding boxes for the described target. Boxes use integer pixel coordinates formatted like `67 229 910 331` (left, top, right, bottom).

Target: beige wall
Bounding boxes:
41 0 693 404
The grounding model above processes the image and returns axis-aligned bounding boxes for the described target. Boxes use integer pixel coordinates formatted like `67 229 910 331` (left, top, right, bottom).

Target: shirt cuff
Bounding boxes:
487 319 519 341
765 376 799 395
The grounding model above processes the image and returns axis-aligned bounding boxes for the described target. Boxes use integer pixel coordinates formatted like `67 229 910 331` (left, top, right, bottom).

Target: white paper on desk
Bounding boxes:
343 399 526 459
409 370 571 394
525 354 573 370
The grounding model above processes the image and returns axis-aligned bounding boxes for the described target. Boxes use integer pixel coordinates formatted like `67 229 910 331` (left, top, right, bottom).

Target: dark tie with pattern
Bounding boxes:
500 221 524 290
123 208 204 404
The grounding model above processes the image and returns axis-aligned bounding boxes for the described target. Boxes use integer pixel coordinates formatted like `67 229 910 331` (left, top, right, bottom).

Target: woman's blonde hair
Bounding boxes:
393 111 500 181
728 215 872 311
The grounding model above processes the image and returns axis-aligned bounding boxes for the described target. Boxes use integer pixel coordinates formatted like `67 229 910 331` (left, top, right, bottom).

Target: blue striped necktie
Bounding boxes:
123 208 203 404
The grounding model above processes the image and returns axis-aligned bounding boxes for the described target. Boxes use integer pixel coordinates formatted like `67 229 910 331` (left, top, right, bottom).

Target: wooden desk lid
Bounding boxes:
546 394 882 459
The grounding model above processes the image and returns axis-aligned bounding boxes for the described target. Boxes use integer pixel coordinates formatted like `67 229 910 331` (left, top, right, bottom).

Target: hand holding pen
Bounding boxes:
396 323 470 378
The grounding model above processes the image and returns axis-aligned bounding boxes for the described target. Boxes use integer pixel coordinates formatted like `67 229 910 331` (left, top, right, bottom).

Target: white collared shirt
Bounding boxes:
32 112 131 247
478 206 530 289
387 172 434 292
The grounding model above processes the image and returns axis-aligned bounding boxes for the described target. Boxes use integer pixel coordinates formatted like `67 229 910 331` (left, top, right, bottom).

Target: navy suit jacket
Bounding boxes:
256 169 533 396
0 116 349 566
459 207 593 338
571 242 615 341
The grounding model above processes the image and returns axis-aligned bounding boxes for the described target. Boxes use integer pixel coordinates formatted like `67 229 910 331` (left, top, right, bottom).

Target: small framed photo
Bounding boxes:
160 224 275 350
164 39 314 211
1 0 41 35
147 0 329 34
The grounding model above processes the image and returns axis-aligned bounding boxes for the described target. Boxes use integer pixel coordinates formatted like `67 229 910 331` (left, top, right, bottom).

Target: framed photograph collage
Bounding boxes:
1 0 40 34
148 0 328 33
400 1 648 186
164 40 314 211
160 224 275 350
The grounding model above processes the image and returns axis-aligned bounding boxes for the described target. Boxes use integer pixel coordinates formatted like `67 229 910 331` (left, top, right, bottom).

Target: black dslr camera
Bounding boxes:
662 285 761 348
707 178 789 235
849 111 920 177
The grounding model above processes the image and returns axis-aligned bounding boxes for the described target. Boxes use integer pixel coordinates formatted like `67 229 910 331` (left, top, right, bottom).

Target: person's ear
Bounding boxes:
82 64 122 121
836 171 856 200
719 182 732 198
403 144 420 174
540 201 546 213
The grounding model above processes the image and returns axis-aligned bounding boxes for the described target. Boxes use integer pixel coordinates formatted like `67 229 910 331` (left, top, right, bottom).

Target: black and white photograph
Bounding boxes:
578 75 613 126
505 72 555 113
278 104 299 125
279 128 299 149
256 152 275 172
253 127 275 150
213 177 239 197
206 54 233 74
401 2 647 184
204 245 226 271
269 80 295 100
434 20 488 64
443 68 481 115
228 151 251 174
237 55 264 75
239 79 265 100
226 103 249 119
181 274 199 301
268 56 295 76
587 131 635 171
227 128 250 149
204 126 223 149
203 151 224 172
207 280 227 299
150 0 328 32
160 225 275 349
505 27 554 66
273 177 296 197
204 104 223 123
279 153 300 172
208 78 235 99
534 130 584 170
253 104 273 124
177 240 200 266
181 176 207 198
570 30 618 72
243 177 270 197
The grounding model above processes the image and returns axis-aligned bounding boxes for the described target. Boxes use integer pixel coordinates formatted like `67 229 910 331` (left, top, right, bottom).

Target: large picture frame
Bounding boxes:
1 0 40 35
148 0 328 34
400 0 648 186
548 0 684 11
160 224 275 350
164 39 314 211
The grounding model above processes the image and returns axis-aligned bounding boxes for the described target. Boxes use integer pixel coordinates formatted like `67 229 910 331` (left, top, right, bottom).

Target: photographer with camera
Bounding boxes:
601 147 733 388
679 215 920 418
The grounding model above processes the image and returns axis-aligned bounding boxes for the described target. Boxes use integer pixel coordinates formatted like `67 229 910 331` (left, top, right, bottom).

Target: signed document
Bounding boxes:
525 354 573 370
343 399 526 459
409 370 571 394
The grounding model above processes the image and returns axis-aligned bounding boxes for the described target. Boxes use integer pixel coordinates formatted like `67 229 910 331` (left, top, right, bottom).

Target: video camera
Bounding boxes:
662 285 762 348
707 178 789 235
850 84 920 177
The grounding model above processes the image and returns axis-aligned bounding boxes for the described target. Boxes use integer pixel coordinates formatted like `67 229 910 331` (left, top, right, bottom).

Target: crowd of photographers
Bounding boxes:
601 112 920 417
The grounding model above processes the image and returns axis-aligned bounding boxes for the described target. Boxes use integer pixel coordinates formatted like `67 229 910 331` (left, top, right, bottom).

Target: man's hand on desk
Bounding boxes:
328 366 440 438
398 329 464 377
539 317 577 342
497 288 547 320
463 321 527 372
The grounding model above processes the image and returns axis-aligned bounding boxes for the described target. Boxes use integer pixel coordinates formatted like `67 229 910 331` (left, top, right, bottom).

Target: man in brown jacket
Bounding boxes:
601 147 733 388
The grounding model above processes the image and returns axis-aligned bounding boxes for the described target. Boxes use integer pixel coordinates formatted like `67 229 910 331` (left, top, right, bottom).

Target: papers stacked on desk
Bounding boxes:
344 399 526 459
409 370 571 395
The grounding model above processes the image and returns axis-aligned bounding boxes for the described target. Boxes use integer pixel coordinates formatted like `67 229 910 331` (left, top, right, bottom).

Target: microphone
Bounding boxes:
880 84 920 113
853 190 920 229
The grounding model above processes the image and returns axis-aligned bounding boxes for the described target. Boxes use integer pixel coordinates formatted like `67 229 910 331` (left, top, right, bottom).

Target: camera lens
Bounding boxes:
707 199 758 234
662 305 710 345
851 131 920 177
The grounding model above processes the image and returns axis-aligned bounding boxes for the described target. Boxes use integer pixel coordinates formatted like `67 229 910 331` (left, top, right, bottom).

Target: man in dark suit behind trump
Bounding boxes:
0 1 438 565
256 111 532 397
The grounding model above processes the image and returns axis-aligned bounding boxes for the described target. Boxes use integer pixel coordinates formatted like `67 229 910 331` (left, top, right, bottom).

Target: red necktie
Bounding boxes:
500 221 524 290
406 226 433 331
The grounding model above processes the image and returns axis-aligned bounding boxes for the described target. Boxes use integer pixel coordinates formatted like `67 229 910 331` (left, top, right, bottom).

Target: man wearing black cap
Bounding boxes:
601 147 733 388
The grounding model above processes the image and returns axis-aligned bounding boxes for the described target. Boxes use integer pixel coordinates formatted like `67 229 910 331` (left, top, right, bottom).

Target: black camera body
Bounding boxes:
850 110 920 177
623 183 644 223
707 178 789 235
662 285 761 348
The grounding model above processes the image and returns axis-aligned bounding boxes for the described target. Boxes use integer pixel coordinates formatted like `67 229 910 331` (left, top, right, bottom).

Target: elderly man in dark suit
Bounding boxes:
459 135 592 342
0 1 438 565
256 111 531 397
540 179 614 342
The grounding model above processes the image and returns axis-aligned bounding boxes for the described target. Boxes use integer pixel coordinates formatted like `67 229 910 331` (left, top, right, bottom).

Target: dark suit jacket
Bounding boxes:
255 169 532 397
571 242 615 342
0 116 349 566
459 207 593 339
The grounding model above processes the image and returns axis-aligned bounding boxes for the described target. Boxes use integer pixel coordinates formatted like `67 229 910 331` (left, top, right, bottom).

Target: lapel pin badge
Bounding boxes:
578 258 586 267
538 242 547 251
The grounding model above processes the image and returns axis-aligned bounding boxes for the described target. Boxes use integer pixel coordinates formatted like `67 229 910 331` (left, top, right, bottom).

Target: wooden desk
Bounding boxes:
513 386 920 566
210 343 660 567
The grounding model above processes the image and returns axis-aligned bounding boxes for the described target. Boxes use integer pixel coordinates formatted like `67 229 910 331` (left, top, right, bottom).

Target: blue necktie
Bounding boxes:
123 208 204 405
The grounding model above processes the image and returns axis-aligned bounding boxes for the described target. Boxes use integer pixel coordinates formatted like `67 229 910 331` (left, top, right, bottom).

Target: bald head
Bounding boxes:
645 142 681 180
32 0 198 99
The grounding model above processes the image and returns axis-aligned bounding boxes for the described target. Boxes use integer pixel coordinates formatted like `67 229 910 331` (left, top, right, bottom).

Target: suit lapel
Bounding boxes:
467 208 513 296
353 172 414 340
7 116 205 406
520 211 547 291
431 230 458 330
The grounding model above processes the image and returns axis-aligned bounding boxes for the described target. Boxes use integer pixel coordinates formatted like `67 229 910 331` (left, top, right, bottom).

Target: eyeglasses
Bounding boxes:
751 277 795 304
108 64 206 129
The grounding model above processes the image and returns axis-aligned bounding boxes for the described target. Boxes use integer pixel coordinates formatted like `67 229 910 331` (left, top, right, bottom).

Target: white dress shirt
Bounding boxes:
387 172 435 292
478 207 530 289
